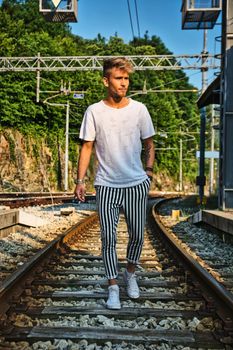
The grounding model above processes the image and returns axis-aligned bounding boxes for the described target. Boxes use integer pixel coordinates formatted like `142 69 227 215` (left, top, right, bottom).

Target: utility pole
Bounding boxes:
36 52 40 103
197 29 208 203
41 82 84 191
64 101 70 192
179 138 183 192
42 82 71 191
209 105 215 194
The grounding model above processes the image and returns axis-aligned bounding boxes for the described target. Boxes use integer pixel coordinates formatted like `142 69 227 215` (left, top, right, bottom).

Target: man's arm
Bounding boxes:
143 137 155 179
74 140 94 202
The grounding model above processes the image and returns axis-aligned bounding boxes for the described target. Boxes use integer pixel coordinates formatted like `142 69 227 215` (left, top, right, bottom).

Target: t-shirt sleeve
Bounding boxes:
79 107 96 141
140 105 156 140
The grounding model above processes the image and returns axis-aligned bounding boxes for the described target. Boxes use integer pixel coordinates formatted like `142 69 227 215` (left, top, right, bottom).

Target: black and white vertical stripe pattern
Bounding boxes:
96 179 150 280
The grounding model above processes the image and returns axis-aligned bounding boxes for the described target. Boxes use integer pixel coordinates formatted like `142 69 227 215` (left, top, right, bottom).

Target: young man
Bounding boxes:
74 57 155 309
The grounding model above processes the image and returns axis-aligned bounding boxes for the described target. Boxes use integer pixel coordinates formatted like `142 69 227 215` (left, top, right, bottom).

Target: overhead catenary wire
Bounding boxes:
129 71 201 97
134 0 141 38
127 0 135 40
150 71 201 91
127 0 141 39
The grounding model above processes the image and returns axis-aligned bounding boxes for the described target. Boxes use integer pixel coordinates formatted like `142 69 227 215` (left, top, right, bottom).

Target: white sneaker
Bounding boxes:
106 285 121 309
123 269 140 299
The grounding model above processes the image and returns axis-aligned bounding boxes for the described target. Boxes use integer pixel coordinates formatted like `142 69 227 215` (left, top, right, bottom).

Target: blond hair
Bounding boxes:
103 57 134 77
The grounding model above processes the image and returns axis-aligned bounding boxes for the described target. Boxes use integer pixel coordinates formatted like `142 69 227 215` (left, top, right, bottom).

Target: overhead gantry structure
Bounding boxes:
0 54 219 72
0 53 220 104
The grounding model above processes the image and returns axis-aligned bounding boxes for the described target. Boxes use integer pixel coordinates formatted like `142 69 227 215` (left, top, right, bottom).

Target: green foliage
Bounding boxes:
0 0 200 185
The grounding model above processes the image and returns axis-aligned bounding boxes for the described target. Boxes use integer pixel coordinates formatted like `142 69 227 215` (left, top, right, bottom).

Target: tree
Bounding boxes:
0 0 199 185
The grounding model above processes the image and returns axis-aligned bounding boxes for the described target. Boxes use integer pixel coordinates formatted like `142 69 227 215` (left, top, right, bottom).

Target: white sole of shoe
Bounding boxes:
106 303 121 309
127 292 139 299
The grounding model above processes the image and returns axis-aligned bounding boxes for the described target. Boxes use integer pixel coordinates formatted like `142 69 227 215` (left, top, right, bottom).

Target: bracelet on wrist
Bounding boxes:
145 166 153 172
148 175 153 181
74 179 85 184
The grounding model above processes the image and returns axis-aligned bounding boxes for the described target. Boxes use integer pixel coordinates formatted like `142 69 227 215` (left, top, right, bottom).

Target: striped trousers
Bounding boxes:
95 179 150 280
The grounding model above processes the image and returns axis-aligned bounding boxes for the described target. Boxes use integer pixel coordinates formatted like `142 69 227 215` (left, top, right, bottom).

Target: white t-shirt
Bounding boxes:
79 99 155 188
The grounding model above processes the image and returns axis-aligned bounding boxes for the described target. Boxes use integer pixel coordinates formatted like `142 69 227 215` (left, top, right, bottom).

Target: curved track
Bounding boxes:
0 198 232 349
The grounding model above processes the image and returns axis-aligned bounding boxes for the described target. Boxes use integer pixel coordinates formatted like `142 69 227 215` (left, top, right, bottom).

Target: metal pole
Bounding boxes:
179 138 183 192
209 105 215 194
199 108 206 201
202 29 208 90
64 101 70 191
218 0 226 208
220 0 233 209
198 29 208 203
36 52 40 103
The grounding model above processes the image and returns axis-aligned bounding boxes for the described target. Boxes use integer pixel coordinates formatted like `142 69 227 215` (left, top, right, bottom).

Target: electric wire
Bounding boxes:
152 71 201 90
134 0 141 38
127 0 135 40
131 71 201 95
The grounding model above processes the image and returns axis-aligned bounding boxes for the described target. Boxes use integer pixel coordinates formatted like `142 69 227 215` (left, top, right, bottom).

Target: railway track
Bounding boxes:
0 192 95 208
0 198 233 349
157 198 233 304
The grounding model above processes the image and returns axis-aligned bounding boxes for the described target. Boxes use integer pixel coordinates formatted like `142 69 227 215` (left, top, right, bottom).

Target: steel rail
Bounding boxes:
0 198 231 347
0 213 98 315
0 192 74 198
0 194 95 208
151 199 233 323
0 195 73 208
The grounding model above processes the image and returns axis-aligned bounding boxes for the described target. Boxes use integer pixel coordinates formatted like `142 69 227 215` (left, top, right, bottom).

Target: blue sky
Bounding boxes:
71 0 222 89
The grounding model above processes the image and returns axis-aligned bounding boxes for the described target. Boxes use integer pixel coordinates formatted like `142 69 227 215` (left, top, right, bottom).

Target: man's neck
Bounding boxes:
103 96 130 109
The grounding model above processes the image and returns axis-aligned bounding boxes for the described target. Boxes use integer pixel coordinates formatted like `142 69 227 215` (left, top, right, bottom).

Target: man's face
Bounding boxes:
103 68 130 99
